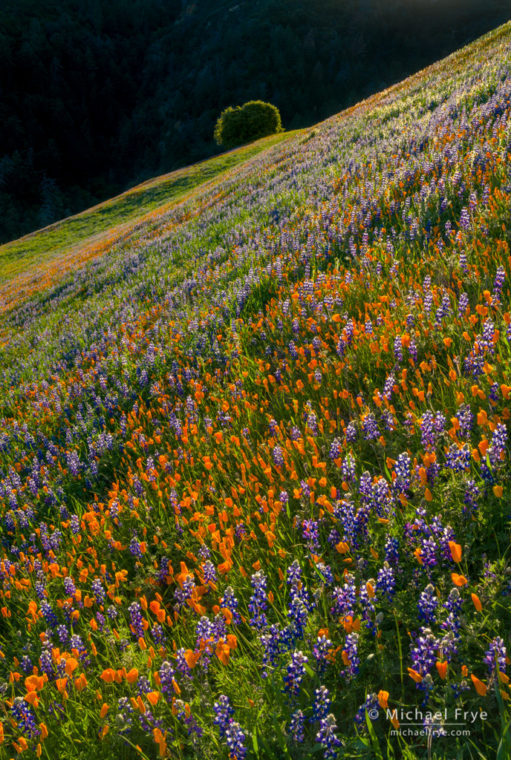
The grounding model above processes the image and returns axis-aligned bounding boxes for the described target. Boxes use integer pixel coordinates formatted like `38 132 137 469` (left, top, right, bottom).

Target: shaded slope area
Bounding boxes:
1 0 509 242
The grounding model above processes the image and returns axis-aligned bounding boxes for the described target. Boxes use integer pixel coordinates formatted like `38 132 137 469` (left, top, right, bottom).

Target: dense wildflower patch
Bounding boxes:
0 22 510 760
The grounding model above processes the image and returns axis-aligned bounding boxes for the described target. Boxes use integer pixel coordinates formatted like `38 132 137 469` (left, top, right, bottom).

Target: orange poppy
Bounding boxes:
471 674 487 696
448 542 462 563
471 593 482 612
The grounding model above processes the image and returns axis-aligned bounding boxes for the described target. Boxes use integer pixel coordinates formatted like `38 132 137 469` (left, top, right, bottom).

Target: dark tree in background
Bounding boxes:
0 0 509 243
214 101 283 148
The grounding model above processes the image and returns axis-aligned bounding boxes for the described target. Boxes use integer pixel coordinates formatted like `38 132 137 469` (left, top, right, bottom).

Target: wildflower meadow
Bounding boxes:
0 21 510 760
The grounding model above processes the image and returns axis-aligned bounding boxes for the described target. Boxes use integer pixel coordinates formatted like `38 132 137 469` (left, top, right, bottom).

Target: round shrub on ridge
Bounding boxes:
214 100 283 148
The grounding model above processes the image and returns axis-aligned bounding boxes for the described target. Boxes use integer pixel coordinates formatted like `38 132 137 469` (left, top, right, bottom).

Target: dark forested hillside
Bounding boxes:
1 0 509 243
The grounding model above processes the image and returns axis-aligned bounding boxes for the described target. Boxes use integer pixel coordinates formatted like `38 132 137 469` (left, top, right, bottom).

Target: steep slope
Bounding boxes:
0 22 510 760
0 132 295 316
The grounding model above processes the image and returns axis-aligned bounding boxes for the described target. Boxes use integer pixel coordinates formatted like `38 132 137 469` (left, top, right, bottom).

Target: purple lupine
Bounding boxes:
458 292 469 316
444 587 463 616
459 206 471 231
299 480 310 499
117 696 135 736
393 336 403 363
213 695 234 737
488 423 507 466
288 595 308 641
445 443 471 471
329 438 342 460
288 709 305 743
40 600 58 628
362 413 379 441
302 519 320 552
11 698 40 738
359 580 376 633
394 452 412 493
315 562 334 586
420 537 438 569
381 409 396 432
69 634 88 665
70 514 80 534
91 578 105 605
158 557 172 583
313 635 333 672
225 721 247 759
20 655 33 674
411 628 438 676
129 536 144 559
376 563 395 600
151 623 165 646
435 293 451 326
409 337 418 363
39 644 55 679
354 693 379 725
260 624 283 675
372 477 392 517
272 445 284 467
287 560 312 640
306 411 318 435
174 575 195 610
313 686 331 720
343 633 360 676
341 453 356 482
221 586 241 624
284 651 308 696
492 265 505 302
489 382 500 402
418 584 438 623
455 404 474 437
316 714 342 759
331 574 356 617
439 631 459 662
463 479 481 513
345 422 357 442
66 450 81 476
384 536 399 565
159 661 176 700
202 560 216 584
128 601 145 640
248 571 268 630
484 637 507 677
420 411 446 448
175 648 192 677
195 616 218 670
383 373 396 401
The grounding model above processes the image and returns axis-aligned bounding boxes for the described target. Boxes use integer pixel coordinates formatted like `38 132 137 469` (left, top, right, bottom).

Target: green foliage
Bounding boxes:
214 101 283 148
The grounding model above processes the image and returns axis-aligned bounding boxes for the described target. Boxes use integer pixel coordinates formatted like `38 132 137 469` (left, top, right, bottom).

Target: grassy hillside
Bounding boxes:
0 131 296 315
0 21 511 760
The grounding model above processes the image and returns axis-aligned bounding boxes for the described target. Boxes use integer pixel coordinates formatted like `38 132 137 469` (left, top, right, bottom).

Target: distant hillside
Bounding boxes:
1 0 509 243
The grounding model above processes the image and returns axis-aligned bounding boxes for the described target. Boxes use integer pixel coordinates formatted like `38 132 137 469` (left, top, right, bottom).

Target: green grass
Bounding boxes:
0 131 298 284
